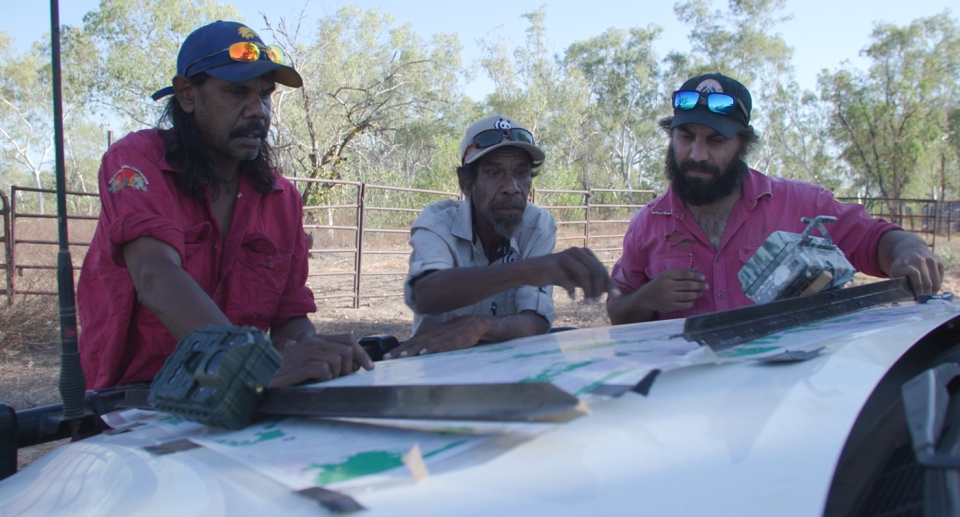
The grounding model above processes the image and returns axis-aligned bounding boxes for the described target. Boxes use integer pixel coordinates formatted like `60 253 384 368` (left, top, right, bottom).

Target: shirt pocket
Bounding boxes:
182 223 212 281
738 245 760 264
643 254 694 280
228 233 293 327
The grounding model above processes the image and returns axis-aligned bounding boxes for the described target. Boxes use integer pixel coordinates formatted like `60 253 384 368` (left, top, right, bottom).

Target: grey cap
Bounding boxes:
460 114 545 165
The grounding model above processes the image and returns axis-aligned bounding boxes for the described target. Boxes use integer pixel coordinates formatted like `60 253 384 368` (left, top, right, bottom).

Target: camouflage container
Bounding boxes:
149 325 281 429
738 216 856 305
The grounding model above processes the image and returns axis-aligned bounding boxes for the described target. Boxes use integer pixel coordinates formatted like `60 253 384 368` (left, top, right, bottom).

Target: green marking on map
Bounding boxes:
574 369 632 396
496 348 563 362
157 417 187 425
520 360 597 383
306 440 468 485
307 451 404 485
436 426 476 434
423 440 467 458
717 346 780 358
217 425 285 447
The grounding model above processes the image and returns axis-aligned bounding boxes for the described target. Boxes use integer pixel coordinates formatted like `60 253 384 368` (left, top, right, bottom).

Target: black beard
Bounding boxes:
664 143 748 206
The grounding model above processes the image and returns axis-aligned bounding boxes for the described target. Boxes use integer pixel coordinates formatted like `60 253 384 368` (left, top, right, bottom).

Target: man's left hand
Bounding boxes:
383 316 490 359
889 245 943 295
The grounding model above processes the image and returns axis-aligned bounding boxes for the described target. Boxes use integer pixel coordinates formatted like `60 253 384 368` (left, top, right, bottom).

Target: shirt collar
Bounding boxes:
156 129 284 194
740 168 770 209
451 198 474 241
453 198 522 262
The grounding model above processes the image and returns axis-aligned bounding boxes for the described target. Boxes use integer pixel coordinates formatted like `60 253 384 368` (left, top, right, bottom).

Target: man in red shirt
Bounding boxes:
607 73 943 324
78 21 373 389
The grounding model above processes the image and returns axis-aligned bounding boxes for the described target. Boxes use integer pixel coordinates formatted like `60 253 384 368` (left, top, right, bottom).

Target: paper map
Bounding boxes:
110 301 956 495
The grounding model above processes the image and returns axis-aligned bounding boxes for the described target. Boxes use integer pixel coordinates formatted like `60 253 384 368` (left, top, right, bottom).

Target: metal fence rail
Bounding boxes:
9 186 98 302
2 183 952 307
836 197 939 249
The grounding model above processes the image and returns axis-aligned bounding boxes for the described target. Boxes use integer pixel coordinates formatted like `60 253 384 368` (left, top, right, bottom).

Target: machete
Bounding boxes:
682 277 916 350
121 382 585 425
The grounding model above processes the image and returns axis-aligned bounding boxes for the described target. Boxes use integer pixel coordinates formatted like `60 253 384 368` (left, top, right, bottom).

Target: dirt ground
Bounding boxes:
1 235 958 472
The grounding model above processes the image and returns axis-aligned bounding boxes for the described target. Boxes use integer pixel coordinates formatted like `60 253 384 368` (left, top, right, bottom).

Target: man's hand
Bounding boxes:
888 246 943 295
639 268 709 313
607 268 707 325
269 333 374 387
878 230 944 295
383 316 490 359
526 247 620 301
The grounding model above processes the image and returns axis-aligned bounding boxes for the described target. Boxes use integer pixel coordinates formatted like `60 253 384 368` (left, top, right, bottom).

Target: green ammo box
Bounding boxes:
149 325 281 430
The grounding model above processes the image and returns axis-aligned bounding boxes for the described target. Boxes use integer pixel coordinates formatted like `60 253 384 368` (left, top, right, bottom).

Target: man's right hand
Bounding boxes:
269 333 374 388
639 268 708 314
526 247 620 301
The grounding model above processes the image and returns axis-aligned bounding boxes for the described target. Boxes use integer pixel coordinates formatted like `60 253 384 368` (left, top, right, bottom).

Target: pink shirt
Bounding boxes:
77 129 316 389
611 169 901 320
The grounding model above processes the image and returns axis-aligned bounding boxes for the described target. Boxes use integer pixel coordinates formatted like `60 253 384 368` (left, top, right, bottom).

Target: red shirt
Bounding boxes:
77 129 316 389
611 169 901 320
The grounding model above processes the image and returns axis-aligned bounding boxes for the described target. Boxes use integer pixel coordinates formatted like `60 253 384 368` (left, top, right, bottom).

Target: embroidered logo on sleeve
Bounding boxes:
108 166 149 193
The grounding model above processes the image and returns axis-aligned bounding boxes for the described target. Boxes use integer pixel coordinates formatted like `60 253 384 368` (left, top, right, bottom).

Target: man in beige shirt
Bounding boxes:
386 115 619 359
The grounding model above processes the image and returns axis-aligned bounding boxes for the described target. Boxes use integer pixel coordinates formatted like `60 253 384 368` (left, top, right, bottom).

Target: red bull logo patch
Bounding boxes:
108 166 149 193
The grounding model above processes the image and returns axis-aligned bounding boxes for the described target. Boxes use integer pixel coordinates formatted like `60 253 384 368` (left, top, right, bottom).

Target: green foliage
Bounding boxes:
63 0 241 128
3 0 960 225
820 12 960 199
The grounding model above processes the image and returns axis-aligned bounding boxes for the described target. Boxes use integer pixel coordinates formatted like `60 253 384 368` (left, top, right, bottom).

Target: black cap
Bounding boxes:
669 73 752 139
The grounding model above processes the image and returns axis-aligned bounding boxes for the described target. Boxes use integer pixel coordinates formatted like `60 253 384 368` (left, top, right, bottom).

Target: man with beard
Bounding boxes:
77 21 374 389
606 73 942 324
387 115 618 358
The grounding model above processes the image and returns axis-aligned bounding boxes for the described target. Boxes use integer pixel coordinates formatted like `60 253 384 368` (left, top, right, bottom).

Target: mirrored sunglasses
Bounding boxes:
184 42 290 77
673 90 747 117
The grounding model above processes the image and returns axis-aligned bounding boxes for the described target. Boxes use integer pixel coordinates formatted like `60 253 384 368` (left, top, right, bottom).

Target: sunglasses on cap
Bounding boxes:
673 90 748 118
184 41 290 77
462 128 536 161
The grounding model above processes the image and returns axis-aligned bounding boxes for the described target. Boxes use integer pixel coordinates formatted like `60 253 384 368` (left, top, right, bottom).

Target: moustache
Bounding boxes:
228 121 268 140
492 197 525 211
679 159 722 177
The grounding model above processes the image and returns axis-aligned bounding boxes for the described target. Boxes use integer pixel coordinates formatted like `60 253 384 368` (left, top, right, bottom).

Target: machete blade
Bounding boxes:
121 382 585 424
682 277 915 350
257 383 585 423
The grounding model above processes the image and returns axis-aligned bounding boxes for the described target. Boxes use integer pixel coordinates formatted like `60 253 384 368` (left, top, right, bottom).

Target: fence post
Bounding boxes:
353 183 366 309
948 202 953 242
0 191 9 306
585 191 592 248
7 188 16 306
932 200 939 251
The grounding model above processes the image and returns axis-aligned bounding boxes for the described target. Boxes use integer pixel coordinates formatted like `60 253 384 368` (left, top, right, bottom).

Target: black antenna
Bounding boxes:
50 0 86 440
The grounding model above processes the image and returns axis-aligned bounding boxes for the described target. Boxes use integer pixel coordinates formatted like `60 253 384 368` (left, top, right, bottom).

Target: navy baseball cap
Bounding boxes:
668 73 752 139
151 21 303 101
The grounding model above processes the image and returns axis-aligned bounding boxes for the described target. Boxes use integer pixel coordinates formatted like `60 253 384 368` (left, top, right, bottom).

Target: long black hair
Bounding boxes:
158 73 276 199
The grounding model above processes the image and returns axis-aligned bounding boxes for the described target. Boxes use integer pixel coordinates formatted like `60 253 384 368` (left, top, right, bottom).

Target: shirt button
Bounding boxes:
718 292 725 298
268 261 274 268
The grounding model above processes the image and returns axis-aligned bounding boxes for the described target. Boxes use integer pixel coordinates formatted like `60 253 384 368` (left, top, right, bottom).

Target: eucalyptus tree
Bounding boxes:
565 26 667 194
0 32 56 211
61 0 241 129
672 0 794 176
820 13 960 200
262 6 466 206
478 7 595 196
